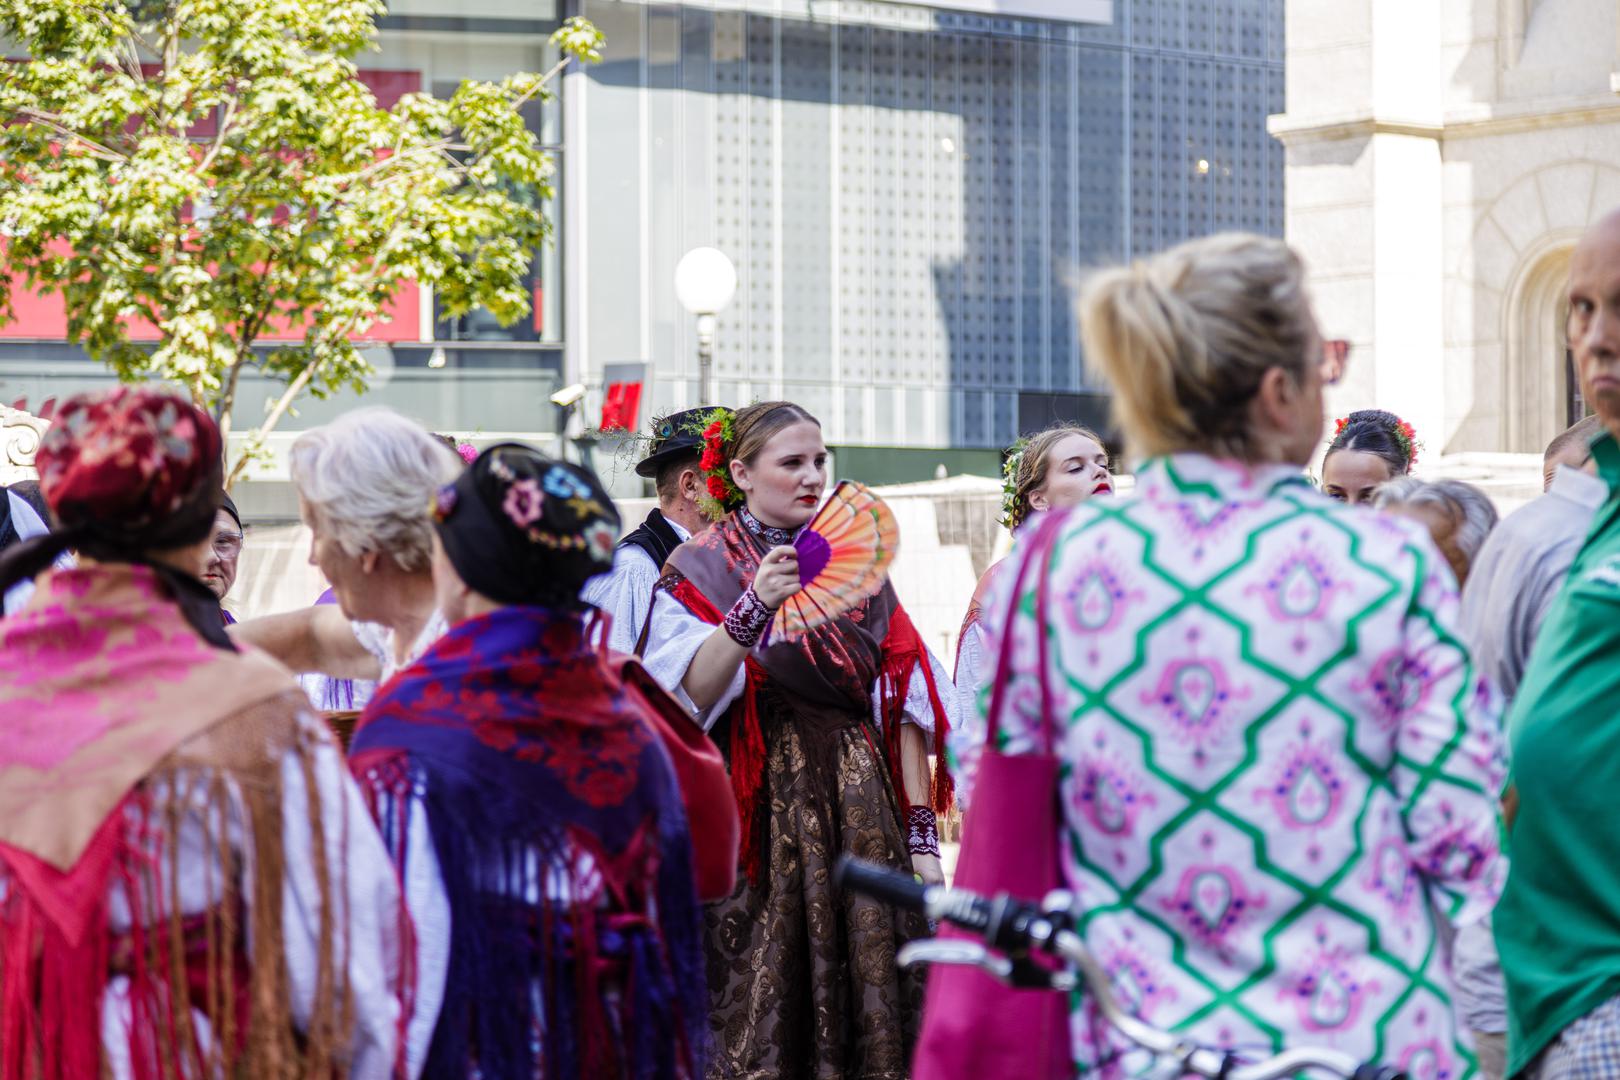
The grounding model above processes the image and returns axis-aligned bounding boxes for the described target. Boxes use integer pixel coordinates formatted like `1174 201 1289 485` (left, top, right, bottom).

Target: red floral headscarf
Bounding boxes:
37 387 223 532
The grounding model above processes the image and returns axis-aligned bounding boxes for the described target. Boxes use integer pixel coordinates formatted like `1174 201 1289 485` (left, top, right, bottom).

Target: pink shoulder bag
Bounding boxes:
913 510 1073 1080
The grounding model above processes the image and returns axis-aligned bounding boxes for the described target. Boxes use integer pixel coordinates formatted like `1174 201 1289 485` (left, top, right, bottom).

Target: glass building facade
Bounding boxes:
572 0 1284 454
0 0 1283 488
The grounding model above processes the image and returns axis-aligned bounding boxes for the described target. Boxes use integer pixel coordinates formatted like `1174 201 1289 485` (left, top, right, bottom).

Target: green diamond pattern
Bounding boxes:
984 456 1504 1078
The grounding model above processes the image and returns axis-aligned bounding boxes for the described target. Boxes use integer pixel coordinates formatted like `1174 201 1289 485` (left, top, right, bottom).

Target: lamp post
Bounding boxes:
673 247 738 404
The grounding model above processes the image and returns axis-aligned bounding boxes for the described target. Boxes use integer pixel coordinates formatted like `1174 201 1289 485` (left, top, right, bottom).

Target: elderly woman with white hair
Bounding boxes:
233 407 463 683
1372 476 1500 587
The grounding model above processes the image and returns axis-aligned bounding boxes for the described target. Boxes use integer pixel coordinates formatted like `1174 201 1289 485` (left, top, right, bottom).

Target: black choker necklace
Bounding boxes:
739 506 796 547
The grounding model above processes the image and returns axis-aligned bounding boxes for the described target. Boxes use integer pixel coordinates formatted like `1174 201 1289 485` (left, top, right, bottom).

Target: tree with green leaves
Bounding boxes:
0 0 601 485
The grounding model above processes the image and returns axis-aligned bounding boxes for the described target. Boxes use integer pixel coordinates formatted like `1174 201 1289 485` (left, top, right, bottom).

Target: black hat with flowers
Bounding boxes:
634 406 719 478
431 443 621 609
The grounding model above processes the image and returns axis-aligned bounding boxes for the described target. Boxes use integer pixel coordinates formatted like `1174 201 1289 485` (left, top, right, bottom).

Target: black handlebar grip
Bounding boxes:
1351 1067 1407 1080
834 856 930 913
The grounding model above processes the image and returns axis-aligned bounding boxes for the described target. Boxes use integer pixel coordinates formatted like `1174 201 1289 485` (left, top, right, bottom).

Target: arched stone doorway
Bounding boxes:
1503 240 1579 453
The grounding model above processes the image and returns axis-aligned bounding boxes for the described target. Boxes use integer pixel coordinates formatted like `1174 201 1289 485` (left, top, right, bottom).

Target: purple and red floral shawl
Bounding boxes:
349 606 703 1080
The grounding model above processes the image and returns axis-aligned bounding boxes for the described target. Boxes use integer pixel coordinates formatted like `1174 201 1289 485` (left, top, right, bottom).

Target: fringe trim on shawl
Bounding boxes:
0 693 353 1080
879 605 955 817
666 578 953 886
352 751 697 1080
666 578 774 889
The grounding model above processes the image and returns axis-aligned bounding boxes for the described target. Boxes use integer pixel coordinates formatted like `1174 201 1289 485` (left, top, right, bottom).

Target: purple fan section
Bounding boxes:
794 527 832 586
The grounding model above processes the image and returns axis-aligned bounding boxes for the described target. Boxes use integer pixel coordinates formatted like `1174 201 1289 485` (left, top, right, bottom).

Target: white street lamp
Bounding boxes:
673 247 738 404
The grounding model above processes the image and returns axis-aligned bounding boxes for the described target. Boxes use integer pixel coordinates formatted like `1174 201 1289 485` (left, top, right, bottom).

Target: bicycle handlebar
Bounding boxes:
833 856 1407 1080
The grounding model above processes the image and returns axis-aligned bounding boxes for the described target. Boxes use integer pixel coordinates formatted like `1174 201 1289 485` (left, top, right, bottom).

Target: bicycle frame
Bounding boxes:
836 857 1407 1080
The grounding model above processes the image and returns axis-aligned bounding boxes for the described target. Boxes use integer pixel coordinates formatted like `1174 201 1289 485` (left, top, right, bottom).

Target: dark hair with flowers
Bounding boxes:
687 401 820 521
432 443 621 610
1327 409 1420 475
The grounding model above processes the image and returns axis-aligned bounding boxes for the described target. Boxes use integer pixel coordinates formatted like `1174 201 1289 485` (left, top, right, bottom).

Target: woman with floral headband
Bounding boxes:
951 421 1112 805
350 445 705 1079
1321 408 1419 504
638 401 956 1080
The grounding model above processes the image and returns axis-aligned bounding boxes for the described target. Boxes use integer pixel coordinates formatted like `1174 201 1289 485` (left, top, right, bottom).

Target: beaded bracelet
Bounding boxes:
724 585 775 649
906 805 941 858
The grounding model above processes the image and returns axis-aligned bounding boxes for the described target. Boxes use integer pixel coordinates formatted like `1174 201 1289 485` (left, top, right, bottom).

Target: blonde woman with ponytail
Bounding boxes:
973 233 1505 1075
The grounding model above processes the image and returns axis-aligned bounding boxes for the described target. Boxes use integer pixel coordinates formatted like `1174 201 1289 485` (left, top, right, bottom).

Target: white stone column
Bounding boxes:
1271 0 1447 456
0 406 49 485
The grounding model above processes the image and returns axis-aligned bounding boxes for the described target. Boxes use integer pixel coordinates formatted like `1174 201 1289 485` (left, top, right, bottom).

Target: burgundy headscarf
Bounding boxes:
0 386 229 647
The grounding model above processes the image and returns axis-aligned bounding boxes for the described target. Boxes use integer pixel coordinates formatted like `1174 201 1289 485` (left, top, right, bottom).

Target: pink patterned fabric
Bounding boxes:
35 387 221 530
0 564 295 869
982 453 1507 1077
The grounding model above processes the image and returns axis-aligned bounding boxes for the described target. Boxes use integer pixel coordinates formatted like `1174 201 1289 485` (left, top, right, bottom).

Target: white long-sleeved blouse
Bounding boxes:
639 584 954 737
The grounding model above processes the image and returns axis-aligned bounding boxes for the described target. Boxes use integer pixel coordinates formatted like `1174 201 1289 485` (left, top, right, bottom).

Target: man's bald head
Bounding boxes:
1569 208 1620 436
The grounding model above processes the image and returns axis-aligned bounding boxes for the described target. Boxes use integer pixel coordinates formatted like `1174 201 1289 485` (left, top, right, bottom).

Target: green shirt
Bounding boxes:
1498 431 1620 1076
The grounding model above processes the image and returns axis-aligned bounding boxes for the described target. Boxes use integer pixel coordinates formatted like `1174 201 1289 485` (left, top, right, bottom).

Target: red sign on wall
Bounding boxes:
600 380 644 433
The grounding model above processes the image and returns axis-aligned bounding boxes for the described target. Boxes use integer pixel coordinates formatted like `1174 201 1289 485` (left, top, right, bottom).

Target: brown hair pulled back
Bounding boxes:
1077 232 1316 461
729 401 820 468
1007 422 1106 531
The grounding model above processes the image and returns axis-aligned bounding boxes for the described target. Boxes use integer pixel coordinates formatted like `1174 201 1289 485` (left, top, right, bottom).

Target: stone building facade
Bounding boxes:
1272 0 1620 454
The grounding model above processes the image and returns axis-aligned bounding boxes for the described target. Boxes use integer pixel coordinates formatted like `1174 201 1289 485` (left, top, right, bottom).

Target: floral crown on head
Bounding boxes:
1333 414 1422 469
999 436 1030 530
690 406 743 520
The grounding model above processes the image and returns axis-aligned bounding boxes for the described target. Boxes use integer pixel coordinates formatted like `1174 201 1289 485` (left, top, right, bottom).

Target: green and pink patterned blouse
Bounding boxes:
982 453 1506 1078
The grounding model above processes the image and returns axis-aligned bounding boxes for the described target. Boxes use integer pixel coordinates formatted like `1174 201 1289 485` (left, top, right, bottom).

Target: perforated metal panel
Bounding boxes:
581 0 1284 449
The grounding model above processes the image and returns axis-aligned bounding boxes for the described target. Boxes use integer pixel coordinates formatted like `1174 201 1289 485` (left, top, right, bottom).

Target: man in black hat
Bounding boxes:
584 407 718 654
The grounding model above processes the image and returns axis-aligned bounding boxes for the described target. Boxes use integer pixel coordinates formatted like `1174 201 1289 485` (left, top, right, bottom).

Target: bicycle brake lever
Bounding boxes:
896 940 1013 980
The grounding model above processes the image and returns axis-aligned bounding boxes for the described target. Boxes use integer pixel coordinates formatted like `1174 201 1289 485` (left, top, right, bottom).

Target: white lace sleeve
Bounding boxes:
640 588 746 732
278 719 403 1079
869 648 955 738
948 621 993 808
350 619 392 670
400 796 451 1080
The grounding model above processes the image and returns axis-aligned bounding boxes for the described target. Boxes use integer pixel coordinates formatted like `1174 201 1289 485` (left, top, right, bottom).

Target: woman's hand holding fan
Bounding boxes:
772 481 899 641
753 546 803 609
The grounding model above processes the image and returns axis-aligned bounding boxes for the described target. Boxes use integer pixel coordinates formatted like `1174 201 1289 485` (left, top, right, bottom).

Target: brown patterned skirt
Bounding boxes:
704 701 928 1080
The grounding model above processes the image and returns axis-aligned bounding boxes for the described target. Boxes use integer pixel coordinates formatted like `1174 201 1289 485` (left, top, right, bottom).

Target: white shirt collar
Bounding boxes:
1549 464 1610 510
666 515 692 543
6 490 50 541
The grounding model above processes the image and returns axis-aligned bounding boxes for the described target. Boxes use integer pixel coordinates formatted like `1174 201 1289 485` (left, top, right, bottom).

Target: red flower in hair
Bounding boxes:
1333 417 1349 438
699 446 721 471
1396 420 1420 467
704 421 724 438
706 474 728 499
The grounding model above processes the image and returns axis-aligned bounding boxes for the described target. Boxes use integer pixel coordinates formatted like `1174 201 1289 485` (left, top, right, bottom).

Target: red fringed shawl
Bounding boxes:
0 566 346 1080
663 514 952 886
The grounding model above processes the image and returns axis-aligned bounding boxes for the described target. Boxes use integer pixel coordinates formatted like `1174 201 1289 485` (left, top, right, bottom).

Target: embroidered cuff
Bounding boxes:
724 585 775 649
906 806 941 858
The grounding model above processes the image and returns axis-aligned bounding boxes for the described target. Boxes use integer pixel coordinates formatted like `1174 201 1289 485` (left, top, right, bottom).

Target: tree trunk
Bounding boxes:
224 356 318 489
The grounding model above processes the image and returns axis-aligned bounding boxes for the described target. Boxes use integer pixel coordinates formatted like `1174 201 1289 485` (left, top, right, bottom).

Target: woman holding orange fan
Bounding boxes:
640 401 955 1080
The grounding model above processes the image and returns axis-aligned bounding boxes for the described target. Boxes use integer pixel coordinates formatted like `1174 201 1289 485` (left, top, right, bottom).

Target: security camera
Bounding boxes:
550 383 587 408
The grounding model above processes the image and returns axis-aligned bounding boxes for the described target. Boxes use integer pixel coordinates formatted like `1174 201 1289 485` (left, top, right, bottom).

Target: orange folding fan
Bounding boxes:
774 480 899 641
